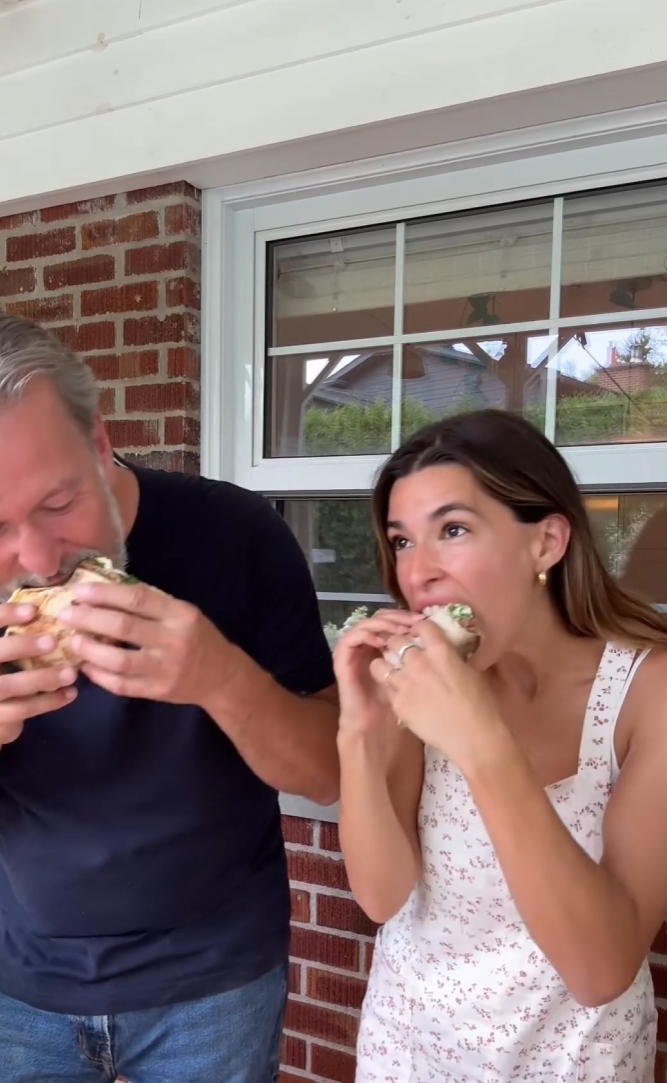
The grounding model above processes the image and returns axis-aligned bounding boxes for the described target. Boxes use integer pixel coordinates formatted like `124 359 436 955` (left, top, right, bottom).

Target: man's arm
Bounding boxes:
64 494 341 804
205 496 340 804
202 663 339 805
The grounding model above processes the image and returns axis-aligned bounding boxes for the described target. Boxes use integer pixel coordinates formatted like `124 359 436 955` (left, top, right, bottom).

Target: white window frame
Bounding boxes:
201 107 667 820
202 108 667 496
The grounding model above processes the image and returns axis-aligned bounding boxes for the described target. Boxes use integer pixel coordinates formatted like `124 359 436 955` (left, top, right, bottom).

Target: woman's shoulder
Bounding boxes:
614 644 667 768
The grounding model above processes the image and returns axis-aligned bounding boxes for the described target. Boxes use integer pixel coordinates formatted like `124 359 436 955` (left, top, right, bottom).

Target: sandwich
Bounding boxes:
422 603 480 660
4 557 138 670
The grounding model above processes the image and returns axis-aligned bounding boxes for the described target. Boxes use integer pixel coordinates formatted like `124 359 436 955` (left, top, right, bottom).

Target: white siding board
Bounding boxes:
0 0 666 208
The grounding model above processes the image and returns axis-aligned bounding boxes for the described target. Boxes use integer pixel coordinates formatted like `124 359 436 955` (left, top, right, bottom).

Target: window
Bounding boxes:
261 183 667 627
204 137 667 632
203 123 667 814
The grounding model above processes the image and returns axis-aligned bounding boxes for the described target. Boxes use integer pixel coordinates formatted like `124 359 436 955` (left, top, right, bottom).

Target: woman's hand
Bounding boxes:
370 618 506 772
333 609 422 738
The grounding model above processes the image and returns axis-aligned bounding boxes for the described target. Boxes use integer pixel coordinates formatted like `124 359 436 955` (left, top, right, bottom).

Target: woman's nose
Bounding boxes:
406 543 444 589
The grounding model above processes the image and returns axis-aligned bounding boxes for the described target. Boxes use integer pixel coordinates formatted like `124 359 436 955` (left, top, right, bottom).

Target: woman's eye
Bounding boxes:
390 536 411 552
444 523 468 539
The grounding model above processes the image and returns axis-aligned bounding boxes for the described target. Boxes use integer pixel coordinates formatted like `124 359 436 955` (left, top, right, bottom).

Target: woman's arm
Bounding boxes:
338 727 424 923
333 607 425 924
465 730 648 1008
378 625 667 1007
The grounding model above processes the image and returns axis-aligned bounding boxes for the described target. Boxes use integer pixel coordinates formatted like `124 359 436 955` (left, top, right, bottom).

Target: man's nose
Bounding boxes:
14 525 62 580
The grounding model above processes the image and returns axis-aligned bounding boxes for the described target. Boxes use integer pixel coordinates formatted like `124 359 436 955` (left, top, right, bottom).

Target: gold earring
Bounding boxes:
538 571 547 586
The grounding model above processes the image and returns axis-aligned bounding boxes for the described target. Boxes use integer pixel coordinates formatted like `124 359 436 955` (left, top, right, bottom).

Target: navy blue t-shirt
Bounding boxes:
0 463 334 1014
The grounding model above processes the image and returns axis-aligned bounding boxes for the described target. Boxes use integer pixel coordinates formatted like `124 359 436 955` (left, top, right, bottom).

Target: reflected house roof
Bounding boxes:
309 342 604 415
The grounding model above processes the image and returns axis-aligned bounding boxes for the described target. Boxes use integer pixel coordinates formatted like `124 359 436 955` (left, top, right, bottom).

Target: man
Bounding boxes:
0 314 339 1083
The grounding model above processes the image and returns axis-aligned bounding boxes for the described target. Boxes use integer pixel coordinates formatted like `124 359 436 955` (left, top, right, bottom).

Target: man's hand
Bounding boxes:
0 603 78 745
60 580 231 706
61 579 339 803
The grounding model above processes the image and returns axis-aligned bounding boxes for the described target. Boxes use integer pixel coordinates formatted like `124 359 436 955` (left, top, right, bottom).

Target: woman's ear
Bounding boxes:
535 514 571 572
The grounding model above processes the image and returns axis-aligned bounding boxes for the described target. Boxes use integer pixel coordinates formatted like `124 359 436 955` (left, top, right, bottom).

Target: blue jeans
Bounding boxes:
0 964 287 1083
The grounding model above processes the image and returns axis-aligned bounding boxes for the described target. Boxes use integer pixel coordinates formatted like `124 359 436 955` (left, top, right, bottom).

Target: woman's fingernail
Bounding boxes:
37 636 55 650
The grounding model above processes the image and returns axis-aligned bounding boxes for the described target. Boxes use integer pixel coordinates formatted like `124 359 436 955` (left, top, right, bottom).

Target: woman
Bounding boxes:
334 410 667 1083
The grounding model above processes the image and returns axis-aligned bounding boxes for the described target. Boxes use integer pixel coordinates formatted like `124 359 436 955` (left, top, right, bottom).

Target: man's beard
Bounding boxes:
0 470 127 602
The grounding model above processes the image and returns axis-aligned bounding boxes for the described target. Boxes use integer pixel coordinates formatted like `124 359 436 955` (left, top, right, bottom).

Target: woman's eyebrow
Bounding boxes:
387 502 477 531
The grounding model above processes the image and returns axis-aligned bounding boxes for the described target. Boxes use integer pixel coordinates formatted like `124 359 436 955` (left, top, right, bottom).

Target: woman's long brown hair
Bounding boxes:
372 409 667 650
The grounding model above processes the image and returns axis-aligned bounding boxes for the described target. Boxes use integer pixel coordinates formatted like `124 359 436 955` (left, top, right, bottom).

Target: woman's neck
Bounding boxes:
491 605 604 701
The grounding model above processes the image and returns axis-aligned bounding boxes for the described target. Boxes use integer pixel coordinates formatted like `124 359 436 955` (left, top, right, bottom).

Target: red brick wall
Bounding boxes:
0 183 201 472
282 815 667 1083
281 816 376 1083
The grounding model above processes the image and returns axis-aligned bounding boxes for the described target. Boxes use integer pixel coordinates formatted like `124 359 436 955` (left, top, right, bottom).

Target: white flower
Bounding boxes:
323 605 369 651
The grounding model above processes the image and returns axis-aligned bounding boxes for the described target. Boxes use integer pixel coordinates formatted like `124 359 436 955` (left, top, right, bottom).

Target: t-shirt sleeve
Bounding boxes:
245 498 336 696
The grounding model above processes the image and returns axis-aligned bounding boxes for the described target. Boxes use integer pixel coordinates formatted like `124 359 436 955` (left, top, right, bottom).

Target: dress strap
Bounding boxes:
578 644 650 777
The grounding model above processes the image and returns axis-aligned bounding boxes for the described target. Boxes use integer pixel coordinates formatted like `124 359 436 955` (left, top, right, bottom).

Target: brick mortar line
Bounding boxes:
290 919 375 943
86 376 199 384
285 842 344 855
288 956 370 980
292 957 374 974
0 196 198 229
286 991 361 1017
2 243 200 275
283 1028 358 1056
288 882 356 901
0 220 198 243
278 1069 330 1083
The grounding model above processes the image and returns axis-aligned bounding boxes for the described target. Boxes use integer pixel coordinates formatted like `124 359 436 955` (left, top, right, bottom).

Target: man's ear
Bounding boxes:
535 513 571 572
92 413 115 479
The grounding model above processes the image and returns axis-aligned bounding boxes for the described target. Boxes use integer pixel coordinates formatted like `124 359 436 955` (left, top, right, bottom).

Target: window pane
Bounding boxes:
279 493 667 639
586 493 667 604
268 228 396 348
399 333 553 442
404 202 553 335
266 346 395 457
279 498 385 640
560 183 667 318
554 321 667 446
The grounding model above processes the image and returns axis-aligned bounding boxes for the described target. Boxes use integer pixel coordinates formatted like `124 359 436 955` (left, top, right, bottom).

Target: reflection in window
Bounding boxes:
268 228 396 348
404 202 553 334
554 322 667 446
399 334 552 442
266 347 395 457
278 492 667 642
561 184 667 319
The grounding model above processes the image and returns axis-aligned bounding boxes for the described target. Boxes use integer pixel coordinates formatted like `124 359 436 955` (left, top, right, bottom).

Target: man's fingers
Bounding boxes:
0 662 78 700
72 580 166 618
59 604 163 650
0 632 62 664
0 686 78 724
71 634 145 675
0 603 36 629
80 665 146 700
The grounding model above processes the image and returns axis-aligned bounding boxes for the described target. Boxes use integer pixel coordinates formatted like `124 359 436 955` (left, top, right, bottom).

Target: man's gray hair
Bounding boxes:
0 312 98 434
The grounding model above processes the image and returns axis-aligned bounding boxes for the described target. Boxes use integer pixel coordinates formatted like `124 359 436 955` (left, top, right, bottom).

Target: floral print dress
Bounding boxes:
356 644 657 1082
